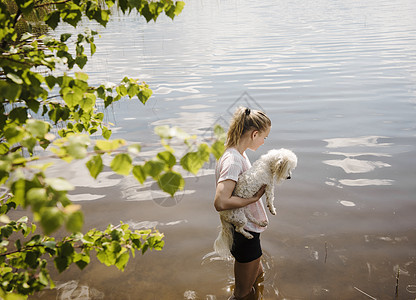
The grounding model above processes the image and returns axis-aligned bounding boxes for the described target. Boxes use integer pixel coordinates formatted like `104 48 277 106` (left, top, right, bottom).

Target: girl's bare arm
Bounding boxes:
214 179 265 211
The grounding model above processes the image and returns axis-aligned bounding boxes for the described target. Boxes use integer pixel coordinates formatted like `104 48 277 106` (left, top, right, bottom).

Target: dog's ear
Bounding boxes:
272 158 281 175
274 158 289 181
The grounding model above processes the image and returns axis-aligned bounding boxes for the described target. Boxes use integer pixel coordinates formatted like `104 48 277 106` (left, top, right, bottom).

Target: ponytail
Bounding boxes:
226 107 271 148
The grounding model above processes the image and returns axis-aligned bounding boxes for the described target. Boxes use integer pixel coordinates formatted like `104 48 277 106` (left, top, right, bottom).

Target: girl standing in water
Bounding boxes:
214 107 271 300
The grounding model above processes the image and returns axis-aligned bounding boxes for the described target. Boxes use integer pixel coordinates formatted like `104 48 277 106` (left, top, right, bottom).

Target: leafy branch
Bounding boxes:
0 0 225 298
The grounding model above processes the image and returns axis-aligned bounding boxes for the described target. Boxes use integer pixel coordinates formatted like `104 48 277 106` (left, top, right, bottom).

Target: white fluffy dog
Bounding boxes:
214 148 297 258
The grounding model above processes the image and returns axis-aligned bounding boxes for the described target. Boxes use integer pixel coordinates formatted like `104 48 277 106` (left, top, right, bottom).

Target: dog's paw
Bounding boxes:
245 233 254 239
259 221 268 227
236 228 254 239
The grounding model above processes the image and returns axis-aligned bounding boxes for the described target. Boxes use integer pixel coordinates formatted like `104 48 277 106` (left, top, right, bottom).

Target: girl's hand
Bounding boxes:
252 184 266 201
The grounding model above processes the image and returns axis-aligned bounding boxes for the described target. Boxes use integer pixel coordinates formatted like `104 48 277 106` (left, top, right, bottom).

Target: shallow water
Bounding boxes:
25 0 416 299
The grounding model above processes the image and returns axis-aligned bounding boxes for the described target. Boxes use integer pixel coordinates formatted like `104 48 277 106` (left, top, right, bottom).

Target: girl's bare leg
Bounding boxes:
231 257 263 299
253 264 264 299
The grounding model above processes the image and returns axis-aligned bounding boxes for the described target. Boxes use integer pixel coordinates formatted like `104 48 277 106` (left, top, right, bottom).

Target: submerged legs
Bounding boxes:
229 258 264 300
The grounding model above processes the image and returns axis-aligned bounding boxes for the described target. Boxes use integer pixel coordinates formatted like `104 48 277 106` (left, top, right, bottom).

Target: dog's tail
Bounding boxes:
214 218 234 259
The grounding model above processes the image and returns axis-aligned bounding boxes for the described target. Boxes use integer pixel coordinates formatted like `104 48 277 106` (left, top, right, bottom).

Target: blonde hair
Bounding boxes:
226 107 271 148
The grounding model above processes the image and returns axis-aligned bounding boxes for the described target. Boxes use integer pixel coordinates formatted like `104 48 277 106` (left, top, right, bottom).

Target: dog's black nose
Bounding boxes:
287 175 291 179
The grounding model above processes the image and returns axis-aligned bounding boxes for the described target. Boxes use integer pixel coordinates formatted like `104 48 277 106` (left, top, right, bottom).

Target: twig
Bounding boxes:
324 241 328 263
34 0 72 9
354 286 377 300
395 269 400 298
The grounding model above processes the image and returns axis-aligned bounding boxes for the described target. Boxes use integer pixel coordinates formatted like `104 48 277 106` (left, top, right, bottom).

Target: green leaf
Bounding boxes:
165 1 185 19
61 241 74 256
180 144 211 174
75 72 89 81
25 120 48 138
214 124 226 142
95 139 125 152
154 126 190 140
62 86 83 108
110 153 132 175
102 126 112 139
11 178 26 207
26 119 50 138
96 250 109 266
40 207 64 235
65 134 90 159
86 155 103 179
115 252 129 271
45 178 74 191
66 211 83 233
54 256 69 273
127 144 141 155
45 75 57 89
62 6 82 27
90 41 96 55
6 73 23 84
9 107 28 124
132 165 147 184
79 93 96 112
157 171 184 196
137 87 152 104
154 125 171 139
157 151 176 169
211 140 225 160
75 54 88 69
42 240 57 250
175 1 186 15
21 137 37 154
39 270 50 286
0 81 22 102
109 240 122 254
0 290 28 300
74 252 90 270
24 250 40 269
141 3 154 22
0 143 9 155
60 33 72 42
45 10 61 29
144 160 165 179
116 85 128 97
127 83 139 98
26 188 47 212
4 125 25 145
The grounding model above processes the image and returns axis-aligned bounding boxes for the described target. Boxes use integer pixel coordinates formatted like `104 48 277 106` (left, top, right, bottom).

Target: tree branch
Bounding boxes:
0 55 37 68
34 0 73 9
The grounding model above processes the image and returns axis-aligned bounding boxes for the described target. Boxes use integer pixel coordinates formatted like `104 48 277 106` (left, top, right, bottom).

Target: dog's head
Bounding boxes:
266 148 298 182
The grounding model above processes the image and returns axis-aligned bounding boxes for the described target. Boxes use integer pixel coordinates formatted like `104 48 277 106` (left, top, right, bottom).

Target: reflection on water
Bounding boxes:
127 219 188 229
338 200 356 207
324 157 390 174
55 281 104 300
324 136 395 187
324 136 393 148
28 0 416 299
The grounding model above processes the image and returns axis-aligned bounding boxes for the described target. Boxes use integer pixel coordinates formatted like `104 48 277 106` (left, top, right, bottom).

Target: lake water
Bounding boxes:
28 0 416 299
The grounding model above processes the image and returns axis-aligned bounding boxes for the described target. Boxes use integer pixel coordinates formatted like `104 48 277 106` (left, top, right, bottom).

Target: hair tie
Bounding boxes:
245 108 251 116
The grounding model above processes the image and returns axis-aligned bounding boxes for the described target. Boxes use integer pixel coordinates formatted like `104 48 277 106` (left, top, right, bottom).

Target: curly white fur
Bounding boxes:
214 148 297 258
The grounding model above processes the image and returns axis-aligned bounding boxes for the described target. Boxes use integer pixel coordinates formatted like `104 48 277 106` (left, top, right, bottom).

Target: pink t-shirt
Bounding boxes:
215 147 268 233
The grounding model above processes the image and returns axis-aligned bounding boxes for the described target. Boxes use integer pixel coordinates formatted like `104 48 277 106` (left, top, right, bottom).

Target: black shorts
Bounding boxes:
230 227 262 263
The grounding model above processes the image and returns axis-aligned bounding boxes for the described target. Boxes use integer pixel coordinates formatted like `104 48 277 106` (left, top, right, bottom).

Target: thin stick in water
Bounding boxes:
324 241 328 263
395 268 400 299
354 286 377 300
